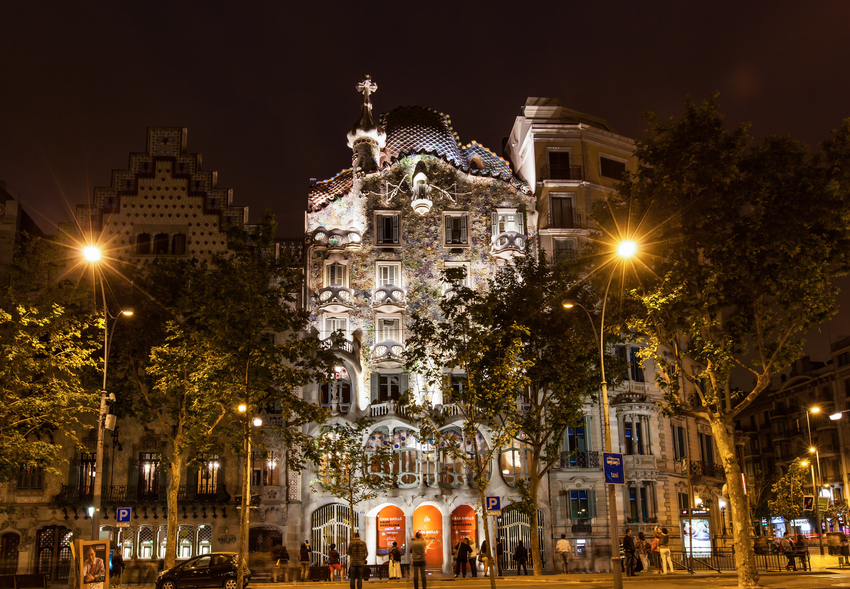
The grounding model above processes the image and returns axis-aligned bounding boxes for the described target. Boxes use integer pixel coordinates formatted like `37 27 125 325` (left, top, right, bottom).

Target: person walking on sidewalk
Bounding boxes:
655 527 673 574
513 541 528 575
328 544 343 582
495 539 504 576
300 542 311 581
411 532 427 589
623 529 636 577
454 537 471 577
466 538 478 577
555 534 571 574
347 533 368 589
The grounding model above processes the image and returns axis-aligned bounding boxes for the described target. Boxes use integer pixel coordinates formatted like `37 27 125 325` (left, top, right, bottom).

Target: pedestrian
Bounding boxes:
794 534 809 571
636 532 651 574
556 534 571 574
328 543 343 582
466 538 478 577
513 541 528 575
347 532 368 589
779 532 796 571
480 540 492 577
622 529 636 577
454 537 471 577
300 542 312 581
410 532 427 589
388 542 402 579
495 539 503 576
111 547 125 588
655 527 673 574
274 545 289 582
650 534 659 573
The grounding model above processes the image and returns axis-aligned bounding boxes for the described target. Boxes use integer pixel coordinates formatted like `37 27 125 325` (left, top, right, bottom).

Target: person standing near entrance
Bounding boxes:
623 529 636 577
111 548 125 587
495 539 503 576
466 538 477 577
555 534 571 574
513 541 528 575
453 537 471 577
655 527 673 574
300 542 311 581
347 533 368 589
410 532 427 589
328 544 343 582
388 542 402 579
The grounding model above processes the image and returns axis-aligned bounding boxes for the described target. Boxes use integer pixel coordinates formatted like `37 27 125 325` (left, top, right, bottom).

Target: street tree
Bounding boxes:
481 250 601 576
0 237 100 486
310 418 394 545
594 96 850 589
768 460 808 531
405 267 530 589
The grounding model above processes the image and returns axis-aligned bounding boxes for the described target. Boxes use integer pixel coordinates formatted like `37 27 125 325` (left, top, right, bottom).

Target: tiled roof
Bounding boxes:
308 168 353 211
382 106 466 169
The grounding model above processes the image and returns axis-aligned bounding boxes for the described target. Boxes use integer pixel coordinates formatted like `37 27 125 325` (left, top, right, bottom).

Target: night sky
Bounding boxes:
2 1 850 360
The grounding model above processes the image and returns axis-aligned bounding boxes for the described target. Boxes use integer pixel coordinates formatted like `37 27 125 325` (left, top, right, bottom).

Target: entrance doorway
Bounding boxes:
35 526 72 582
496 505 544 572
311 504 357 565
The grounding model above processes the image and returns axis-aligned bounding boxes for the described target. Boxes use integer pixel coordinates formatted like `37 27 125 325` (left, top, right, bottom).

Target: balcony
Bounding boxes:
311 227 362 251
316 286 354 313
491 231 526 260
571 522 593 534
684 459 725 479
548 210 584 230
369 401 411 419
371 340 405 368
612 389 649 404
179 484 231 503
623 454 657 471
372 285 406 312
320 336 360 358
543 164 583 181
103 485 167 504
559 450 601 469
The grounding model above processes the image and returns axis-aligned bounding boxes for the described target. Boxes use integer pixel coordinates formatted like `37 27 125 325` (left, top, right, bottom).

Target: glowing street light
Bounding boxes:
617 240 637 259
83 245 102 262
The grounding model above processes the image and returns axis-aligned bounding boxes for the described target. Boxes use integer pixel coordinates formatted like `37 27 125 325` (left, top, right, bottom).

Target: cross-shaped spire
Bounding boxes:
356 75 378 103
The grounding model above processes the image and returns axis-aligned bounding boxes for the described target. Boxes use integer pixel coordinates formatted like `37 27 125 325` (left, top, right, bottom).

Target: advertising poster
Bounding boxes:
377 505 405 556
681 518 712 556
76 540 110 589
413 505 443 569
450 505 477 548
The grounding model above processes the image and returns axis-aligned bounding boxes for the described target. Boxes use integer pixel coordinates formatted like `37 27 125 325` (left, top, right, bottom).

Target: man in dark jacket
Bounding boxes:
513 542 528 575
454 538 471 577
410 532 427 589
623 529 636 577
347 533 368 589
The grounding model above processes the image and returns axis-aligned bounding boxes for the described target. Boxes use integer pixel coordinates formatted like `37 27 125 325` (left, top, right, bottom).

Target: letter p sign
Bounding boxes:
117 508 132 523
485 496 500 513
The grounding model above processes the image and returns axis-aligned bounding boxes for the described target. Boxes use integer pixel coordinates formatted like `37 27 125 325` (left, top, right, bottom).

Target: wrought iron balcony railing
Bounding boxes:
559 450 601 469
543 164 583 181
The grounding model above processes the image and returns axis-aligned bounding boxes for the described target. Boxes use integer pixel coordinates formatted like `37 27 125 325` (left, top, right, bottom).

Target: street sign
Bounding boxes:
485 496 501 515
818 496 829 511
117 507 132 523
603 452 625 485
803 496 814 511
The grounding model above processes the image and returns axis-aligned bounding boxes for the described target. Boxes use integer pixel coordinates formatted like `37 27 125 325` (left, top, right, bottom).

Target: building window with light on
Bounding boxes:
569 490 596 519
251 451 280 487
138 453 160 500
491 211 524 236
79 453 96 496
372 373 405 403
500 439 532 487
197 454 221 496
18 465 44 489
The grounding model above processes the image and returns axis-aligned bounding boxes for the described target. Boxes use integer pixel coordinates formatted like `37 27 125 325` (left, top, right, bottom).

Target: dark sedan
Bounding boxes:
156 553 250 589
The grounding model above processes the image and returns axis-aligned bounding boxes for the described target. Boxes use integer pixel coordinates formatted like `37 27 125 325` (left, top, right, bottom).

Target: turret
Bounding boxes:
346 75 386 177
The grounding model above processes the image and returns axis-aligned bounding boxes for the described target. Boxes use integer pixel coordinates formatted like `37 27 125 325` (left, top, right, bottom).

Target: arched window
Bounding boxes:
153 233 169 254
172 233 186 255
136 233 151 255
465 431 491 487
501 439 532 487
366 427 391 482
156 525 168 559
137 525 155 559
197 525 213 555
392 428 418 488
439 428 464 488
1 532 20 574
177 525 194 559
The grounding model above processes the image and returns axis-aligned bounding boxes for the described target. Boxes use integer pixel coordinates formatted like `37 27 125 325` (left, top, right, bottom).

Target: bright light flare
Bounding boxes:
121 310 134 317
617 240 637 259
830 413 843 420
801 460 809 467
237 404 247 413
252 417 263 427
810 447 816 453
83 246 102 262
562 299 576 309
811 407 821 414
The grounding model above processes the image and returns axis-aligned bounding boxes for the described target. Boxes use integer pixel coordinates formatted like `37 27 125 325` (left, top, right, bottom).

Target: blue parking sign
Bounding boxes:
603 453 625 485
485 496 500 512
117 507 132 523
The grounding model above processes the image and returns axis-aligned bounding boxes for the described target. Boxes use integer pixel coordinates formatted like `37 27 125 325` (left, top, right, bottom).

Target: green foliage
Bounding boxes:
310 418 394 522
0 237 100 482
768 460 809 522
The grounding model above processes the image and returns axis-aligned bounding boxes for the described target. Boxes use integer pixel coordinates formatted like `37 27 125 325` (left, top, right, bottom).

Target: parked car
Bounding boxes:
156 553 250 589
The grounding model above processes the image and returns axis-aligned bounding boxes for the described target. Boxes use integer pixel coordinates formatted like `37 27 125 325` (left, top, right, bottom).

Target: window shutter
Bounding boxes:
491 213 499 237
400 373 409 396
392 214 399 243
589 490 598 517
377 216 385 243
371 373 379 403
460 215 468 243
516 213 524 235
186 462 199 501
585 416 592 451
128 457 140 500
445 215 452 244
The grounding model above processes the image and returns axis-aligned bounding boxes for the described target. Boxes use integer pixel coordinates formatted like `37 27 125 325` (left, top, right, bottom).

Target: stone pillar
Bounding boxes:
443 512 452 575
365 515 377 565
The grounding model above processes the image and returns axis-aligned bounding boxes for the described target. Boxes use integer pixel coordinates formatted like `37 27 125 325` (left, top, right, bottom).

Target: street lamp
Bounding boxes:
805 408 825 555
562 240 637 589
237 407 263 589
83 244 133 541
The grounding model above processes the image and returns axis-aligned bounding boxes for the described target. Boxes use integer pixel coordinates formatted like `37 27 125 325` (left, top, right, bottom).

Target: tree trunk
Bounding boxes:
477 487 498 589
710 416 760 589
528 472 543 576
164 452 184 569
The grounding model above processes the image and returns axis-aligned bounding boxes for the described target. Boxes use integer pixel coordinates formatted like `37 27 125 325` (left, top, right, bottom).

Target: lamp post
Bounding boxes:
805 407 825 555
237 406 262 589
562 239 636 589
83 245 133 541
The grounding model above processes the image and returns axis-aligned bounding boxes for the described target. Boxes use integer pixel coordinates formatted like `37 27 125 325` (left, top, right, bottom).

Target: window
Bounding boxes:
138 453 160 500
600 156 627 181
137 525 154 559
375 212 400 245
18 465 43 489
177 526 194 559
672 425 687 461
443 213 469 246
153 233 169 254
320 380 352 411
135 233 151 255
376 317 401 343
172 233 186 255
443 262 471 292
699 433 715 465
439 428 465 488
549 193 576 228
324 316 348 340
547 151 576 180
628 484 654 523
378 374 400 402
552 238 576 262
678 492 690 510
376 262 400 288
624 417 645 455
392 428 419 489
197 526 212 555
197 455 220 496
500 439 532 487
491 211 524 236
325 262 347 287
629 348 645 382
79 453 96 496
251 451 280 486
839 352 850 367
569 490 596 519
563 417 591 466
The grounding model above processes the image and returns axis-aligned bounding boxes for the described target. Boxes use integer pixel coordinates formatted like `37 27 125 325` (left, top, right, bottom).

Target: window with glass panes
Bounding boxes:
569 490 594 519
600 156 627 181
376 213 400 245
324 316 347 339
325 262 347 287
444 213 468 245
672 425 687 461
678 492 690 510
552 238 576 261
18 465 43 489
550 194 575 228
377 263 399 287
138 453 160 499
376 317 401 342
563 417 590 465
197 454 220 495
79 453 96 496
623 416 646 455
251 451 280 486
